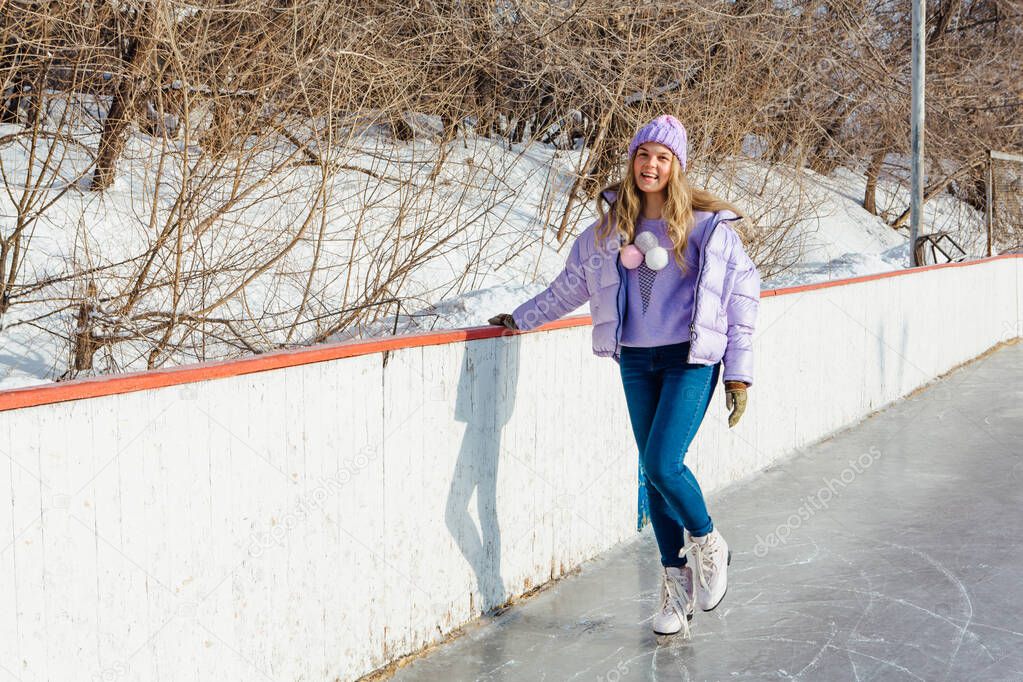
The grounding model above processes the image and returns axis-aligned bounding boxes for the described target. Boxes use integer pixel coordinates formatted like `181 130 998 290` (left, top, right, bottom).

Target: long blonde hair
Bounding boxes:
595 154 744 271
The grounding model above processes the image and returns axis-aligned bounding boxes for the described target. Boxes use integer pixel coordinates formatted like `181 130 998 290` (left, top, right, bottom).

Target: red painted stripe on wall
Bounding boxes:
1 254 1019 412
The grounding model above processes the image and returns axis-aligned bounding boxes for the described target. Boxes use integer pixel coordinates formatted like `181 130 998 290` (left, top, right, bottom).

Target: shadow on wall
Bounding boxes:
876 315 911 399
446 332 520 612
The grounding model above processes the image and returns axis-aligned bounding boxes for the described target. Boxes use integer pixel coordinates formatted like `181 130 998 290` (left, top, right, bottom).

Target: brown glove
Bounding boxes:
487 313 518 330
724 380 749 428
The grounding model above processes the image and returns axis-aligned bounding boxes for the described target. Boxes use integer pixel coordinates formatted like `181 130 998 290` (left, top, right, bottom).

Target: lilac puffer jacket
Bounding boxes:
511 190 760 386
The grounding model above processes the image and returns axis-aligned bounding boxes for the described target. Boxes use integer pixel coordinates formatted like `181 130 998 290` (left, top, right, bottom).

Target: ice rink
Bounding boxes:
391 341 1023 681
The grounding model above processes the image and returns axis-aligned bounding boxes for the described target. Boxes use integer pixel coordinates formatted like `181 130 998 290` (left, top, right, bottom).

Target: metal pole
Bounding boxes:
910 0 926 267
986 151 994 257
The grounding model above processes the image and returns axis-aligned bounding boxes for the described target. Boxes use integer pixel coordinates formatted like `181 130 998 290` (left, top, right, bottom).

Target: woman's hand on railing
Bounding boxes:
487 313 519 330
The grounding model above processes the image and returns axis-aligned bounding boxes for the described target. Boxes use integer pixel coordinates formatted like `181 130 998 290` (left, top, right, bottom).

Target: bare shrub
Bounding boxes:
0 0 1019 380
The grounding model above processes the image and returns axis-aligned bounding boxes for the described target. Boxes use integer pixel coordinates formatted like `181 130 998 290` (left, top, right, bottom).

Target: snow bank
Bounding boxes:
0 124 989 390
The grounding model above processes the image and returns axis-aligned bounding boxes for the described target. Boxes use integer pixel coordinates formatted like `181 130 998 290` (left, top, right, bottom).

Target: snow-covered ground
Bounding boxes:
367 159 988 336
0 123 989 391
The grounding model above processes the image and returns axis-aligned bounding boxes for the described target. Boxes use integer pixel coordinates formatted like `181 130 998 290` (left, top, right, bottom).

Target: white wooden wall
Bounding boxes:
0 257 1019 681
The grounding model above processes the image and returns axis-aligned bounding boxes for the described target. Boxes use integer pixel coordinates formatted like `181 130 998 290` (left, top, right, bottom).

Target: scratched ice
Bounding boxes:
392 342 1023 681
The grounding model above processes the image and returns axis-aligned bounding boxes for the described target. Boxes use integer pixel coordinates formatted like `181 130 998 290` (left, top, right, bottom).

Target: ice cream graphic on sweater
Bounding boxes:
637 262 658 314
620 214 711 348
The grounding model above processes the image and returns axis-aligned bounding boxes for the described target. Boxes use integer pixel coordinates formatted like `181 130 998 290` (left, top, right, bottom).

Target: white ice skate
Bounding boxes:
682 529 732 612
652 565 695 638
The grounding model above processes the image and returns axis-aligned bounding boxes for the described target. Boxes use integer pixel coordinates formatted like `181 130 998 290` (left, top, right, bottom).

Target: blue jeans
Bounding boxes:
619 341 720 568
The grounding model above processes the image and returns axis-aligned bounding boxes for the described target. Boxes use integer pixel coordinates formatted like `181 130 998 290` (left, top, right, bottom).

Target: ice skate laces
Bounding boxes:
681 536 720 593
660 570 693 639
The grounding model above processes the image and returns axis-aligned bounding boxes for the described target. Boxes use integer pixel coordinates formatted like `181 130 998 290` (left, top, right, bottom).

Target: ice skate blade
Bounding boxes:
655 630 693 646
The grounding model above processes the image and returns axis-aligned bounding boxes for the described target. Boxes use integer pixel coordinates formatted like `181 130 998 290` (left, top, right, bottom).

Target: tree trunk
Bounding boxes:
808 97 849 174
0 79 27 124
72 281 99 372
92 83 132 190
91 5 153 191
928 0 962 46
863 149 887 215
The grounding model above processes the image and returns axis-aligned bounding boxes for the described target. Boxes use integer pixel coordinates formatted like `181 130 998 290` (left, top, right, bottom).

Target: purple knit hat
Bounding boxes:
628 115 688 171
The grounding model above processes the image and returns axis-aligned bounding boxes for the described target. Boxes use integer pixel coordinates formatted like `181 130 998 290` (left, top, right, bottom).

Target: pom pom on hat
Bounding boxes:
628 115 688 171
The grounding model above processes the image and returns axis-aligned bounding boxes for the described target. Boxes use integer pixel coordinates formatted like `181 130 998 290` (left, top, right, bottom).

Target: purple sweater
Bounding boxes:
621 215 711 347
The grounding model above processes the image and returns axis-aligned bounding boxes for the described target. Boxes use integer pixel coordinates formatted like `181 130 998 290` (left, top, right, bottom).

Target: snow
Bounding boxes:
0 121 990 391
389 283 559 333
366 157 988 333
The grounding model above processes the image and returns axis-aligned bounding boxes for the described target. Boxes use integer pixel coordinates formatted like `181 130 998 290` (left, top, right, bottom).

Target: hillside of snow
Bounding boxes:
0 126 989 391
359 159 988 338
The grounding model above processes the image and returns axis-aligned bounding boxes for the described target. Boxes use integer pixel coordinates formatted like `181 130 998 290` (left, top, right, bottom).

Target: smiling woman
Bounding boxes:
490 114 762 642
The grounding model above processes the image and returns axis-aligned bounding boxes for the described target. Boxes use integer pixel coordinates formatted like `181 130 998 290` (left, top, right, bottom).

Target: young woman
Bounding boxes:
489 114 760 639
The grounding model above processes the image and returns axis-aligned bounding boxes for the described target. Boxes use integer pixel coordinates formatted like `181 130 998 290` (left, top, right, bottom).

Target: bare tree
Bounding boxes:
0 0 1019 381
